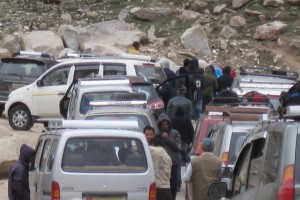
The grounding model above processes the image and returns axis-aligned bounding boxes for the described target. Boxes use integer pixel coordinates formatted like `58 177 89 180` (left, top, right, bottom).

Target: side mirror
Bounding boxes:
219 166 233 178
208 182 227 198
36 80 43 87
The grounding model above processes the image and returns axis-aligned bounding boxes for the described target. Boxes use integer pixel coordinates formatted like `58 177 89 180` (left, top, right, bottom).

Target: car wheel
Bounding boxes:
8 105 33 130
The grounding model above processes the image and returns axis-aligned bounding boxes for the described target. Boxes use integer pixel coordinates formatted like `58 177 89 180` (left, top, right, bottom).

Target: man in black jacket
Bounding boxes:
8 144 36 200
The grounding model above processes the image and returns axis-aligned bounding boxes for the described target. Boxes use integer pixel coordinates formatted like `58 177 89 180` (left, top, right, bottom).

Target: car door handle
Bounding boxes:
58 92 65 95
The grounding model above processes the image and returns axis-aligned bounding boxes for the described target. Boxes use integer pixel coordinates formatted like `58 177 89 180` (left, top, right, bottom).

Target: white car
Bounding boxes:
29 119 156 200
4 58 166 130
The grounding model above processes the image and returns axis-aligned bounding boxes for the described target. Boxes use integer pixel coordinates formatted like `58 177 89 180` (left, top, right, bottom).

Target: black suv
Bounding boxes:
0 51 57 115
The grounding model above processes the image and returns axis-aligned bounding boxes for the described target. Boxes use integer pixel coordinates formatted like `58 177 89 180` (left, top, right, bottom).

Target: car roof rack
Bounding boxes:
64 53 152 62
239 66 298 80
48 119 139 130
205 105 270 116
12 51 53 59
78 78 130 86
211 97 273 108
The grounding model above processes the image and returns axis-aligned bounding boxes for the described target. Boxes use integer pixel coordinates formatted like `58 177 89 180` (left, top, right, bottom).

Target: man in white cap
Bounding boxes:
183 138 222 200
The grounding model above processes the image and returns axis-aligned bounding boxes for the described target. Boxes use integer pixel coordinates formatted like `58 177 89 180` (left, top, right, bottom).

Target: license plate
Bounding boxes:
85 197 125 200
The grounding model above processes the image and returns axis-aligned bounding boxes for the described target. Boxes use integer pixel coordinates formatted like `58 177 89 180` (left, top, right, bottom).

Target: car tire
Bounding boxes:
8 105 34 131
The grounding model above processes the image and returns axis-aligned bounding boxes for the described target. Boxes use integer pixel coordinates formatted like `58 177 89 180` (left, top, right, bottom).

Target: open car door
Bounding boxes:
156 75 191 110
59 80 77 119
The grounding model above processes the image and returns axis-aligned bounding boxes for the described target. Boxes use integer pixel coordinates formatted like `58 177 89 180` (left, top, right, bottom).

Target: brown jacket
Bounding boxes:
191 153 222 200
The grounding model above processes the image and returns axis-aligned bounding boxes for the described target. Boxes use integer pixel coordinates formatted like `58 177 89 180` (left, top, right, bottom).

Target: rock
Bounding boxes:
118 6 131 21
213 4 226 14
264 0 284 6
86 11 98 18
58 25 80 51
133 7 178 21
190 0 208 12
253 21 288 40
58 48 77 59
0 48 11 58
232 0 253 9
148 25 156 40
61 13 72 22
230 16 246 28
167 52 177 58
77 20 146 52
220 25 237 39
129 7 141 14
42 0 61 4
219 39 228 50
288 0 300 5
180 24 212 57
20 31 64 58
244 9 264 16
229 40 238 46
180 9 201 21
1 35 21 54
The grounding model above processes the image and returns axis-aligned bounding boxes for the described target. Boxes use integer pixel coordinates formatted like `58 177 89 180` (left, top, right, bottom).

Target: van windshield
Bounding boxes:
62 137 147 173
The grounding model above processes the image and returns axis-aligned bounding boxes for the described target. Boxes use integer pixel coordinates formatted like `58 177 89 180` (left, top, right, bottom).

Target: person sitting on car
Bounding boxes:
128 41 140 55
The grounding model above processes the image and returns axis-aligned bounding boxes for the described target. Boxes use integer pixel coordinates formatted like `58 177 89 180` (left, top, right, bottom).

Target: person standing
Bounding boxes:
149 135 172 200
217 66 234 94
161 60 176 79
128 41 140 55
183 138 222 200
8 144 36 200
157 114 181 200
166 85 193 120
202 67 218 112
177 58 190 75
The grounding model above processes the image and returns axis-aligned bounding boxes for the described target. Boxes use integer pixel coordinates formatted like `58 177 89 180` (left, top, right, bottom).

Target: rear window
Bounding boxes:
62 137 147 173
103 64 126 76
85 114 150 131
131 84 160 102
228 132 247 165
134 65 166 84
0 62 45 77
80 91 128 114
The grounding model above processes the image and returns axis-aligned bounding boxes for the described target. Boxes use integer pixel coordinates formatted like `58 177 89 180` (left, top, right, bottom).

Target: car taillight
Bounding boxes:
52 181 60 200
149 100 164 110
149 182 156 200
277 165 295 200
221 152 229 166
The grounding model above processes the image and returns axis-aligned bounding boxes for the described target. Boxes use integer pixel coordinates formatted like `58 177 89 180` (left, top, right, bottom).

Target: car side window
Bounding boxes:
39 139 52 172
103 64 126 76
212 128 223 156
42 66 71 86
47 139 58 172
34 140 44 170
248 138 265 189
232 144 251 195
74 65 99 80
262 131 282 184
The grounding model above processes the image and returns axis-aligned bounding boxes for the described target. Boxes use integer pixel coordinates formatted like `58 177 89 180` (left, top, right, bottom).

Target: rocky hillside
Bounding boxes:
0 0 300 71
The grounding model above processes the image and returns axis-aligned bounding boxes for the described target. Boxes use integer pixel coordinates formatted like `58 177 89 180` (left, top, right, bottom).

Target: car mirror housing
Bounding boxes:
36 80 42 87
208 182 227 198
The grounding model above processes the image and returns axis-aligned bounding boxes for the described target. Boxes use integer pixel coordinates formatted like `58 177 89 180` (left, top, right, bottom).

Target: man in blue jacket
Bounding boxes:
8 144 36 200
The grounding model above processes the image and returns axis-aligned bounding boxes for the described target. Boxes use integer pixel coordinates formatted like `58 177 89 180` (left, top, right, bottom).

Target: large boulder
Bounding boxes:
0 48 12 58
58 25 80 51
131 7 178 21
20 31 64 58
191 0 208 12
180 25 212 57
253 21 288 40
77 20 146 53
1 35 21 54
220 25 238 39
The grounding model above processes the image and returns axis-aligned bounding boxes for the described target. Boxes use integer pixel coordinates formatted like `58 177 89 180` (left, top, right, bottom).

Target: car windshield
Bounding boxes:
0 62 45 78
62 137 147 173
228 132 248 165
84 114 150 131
134 64 166 84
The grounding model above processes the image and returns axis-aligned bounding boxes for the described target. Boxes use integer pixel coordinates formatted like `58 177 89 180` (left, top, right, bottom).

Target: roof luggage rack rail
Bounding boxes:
239 66 299 80
211 96 273 108
47 119 139 130
63 53 153 62
12 51 53 59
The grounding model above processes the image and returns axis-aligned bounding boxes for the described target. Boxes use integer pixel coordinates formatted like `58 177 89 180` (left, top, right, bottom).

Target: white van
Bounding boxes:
29 120 156 200
4 58 166 130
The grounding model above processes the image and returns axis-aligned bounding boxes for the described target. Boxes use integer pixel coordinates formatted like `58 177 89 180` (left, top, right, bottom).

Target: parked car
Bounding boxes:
4 57 166 130
0 51 56 116
208 105 300 200
29 119 156 200
231 67 298 110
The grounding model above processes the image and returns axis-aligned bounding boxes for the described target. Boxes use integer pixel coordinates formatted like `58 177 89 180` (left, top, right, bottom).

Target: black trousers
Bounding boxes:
157 188 172 200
